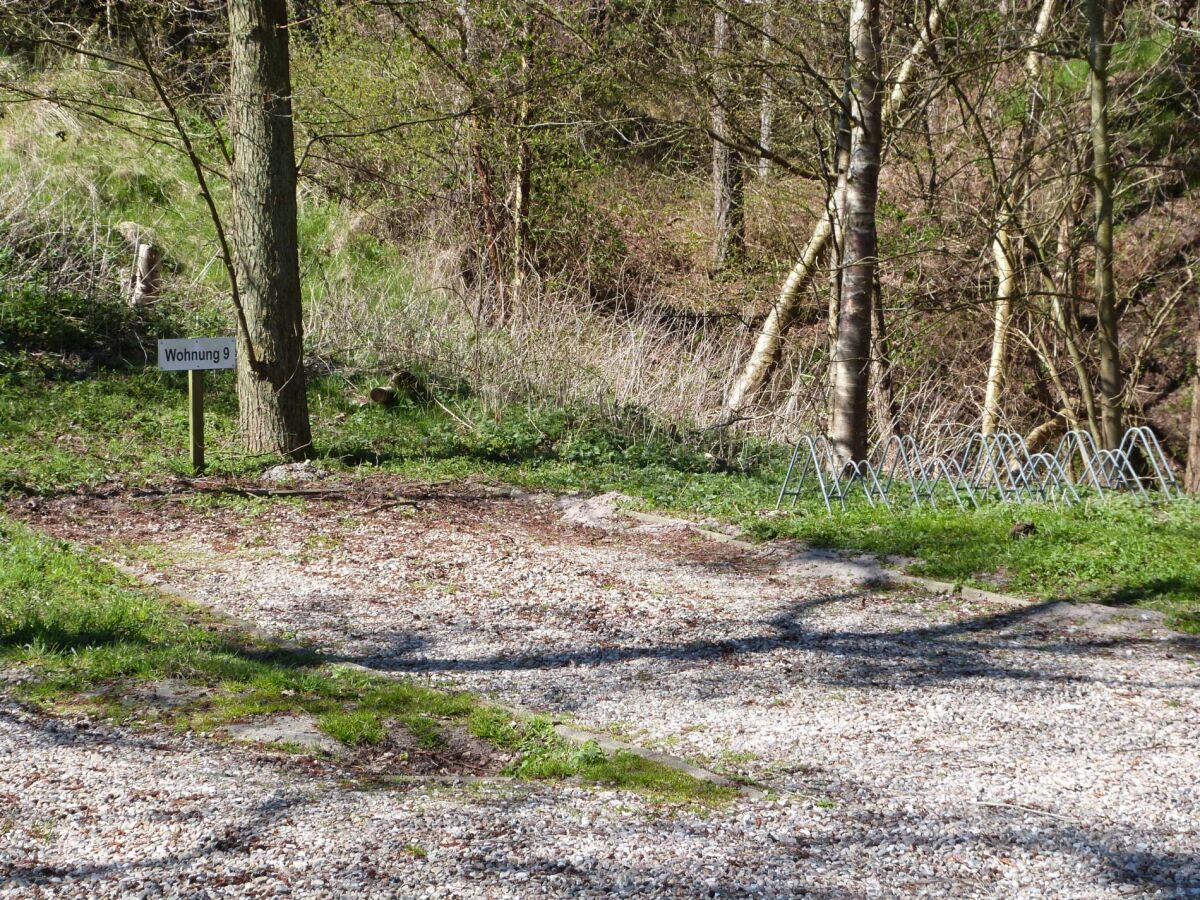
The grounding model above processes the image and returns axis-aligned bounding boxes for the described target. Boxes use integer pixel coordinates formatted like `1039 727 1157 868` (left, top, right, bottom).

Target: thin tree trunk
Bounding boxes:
719 217 833 422
982 226 1015 434
826 79 852 433
1087 0 1124 448
758 0 774 181
871 272 900 440
1186 293 1200 493
982 0 1059 435
711 6 745 271
457 0 507 319
511 16 532 297
1048 205 1102 438
1025 326 1082 431
718 0 951 423
829 0 882 467
228 0 312 459
473 145 508 318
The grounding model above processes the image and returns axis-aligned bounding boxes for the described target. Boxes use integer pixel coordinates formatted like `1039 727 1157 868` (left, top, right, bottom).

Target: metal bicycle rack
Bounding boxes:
777 427 1183 513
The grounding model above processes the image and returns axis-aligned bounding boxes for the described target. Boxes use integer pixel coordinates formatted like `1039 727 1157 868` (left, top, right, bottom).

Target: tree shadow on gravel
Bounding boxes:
390 782 1198 898
0 709 315 889
0 792 310 890
352 592 1199 693
3 701 1194 897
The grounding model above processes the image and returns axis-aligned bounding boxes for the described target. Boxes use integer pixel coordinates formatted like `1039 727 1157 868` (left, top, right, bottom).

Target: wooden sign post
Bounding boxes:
158 337 237 473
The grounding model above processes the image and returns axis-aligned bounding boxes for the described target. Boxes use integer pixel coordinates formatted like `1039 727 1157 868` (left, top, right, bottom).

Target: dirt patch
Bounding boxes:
226 714 510 777
367 721 510 777
225 714 343 755
1025 600 1179 641
117 678 215 710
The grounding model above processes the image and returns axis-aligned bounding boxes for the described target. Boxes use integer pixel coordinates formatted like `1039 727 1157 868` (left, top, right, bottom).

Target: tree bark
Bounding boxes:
982 0 1059 435
455 0 507 319
511 14 532 298
717 0 952 423
711 6 745 271
758 0 774 181
871 272 900 440
982 226 1015 434
1187 293 1200 493
1087 0 1124 449
228 0 312 459
129 240 161 307
829 0 882 467
826 75 853 433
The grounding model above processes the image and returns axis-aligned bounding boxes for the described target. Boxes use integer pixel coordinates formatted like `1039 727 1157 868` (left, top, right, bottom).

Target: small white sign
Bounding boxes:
158 337 237 371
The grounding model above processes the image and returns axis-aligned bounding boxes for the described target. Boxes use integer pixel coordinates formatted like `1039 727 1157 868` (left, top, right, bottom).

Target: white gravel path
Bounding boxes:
5 483 1199 897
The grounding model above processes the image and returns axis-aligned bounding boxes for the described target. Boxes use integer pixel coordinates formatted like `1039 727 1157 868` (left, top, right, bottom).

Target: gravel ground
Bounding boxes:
5 480 1199 897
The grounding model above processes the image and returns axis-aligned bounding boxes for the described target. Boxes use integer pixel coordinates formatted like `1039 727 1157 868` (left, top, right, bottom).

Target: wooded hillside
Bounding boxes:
2 0 1199 481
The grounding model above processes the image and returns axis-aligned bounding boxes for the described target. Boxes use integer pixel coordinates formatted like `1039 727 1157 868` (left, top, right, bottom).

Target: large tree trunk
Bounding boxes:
717 0 951 423
228 0 312 459
829 0 882 467
711 6 745 271
1187 294 1200 493
1087 0 1124 449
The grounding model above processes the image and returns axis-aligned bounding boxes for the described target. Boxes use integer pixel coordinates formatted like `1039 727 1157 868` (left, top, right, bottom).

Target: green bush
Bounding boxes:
0 283 178 364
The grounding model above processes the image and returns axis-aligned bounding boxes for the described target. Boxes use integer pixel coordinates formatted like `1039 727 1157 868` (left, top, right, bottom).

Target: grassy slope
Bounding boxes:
1 368 1198 633
0 514 732 803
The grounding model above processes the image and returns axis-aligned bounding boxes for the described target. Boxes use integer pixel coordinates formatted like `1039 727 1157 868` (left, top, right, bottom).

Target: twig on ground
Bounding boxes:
973 800 1084 825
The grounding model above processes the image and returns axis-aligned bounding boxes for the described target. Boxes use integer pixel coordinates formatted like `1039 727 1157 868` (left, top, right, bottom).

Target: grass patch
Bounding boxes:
319 710 386 746
468 710 734 804
0 515 730 804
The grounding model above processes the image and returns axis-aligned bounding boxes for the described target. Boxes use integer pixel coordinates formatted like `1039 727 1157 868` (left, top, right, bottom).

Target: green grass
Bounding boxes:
1 365 1198 632
0 515 731 803
318 710 387 746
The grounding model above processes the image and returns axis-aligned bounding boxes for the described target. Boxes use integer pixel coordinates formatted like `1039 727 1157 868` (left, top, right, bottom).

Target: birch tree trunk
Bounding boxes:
829 0 882 467
717 0 951 423
711 6 745 271
228 0 313 459
1087 0 1124 449
826 89 851 434
981 0 1059 435
982 227 1015 434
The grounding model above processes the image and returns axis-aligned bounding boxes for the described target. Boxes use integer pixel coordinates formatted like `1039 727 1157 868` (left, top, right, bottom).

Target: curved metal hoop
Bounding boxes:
778 427 1183 514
